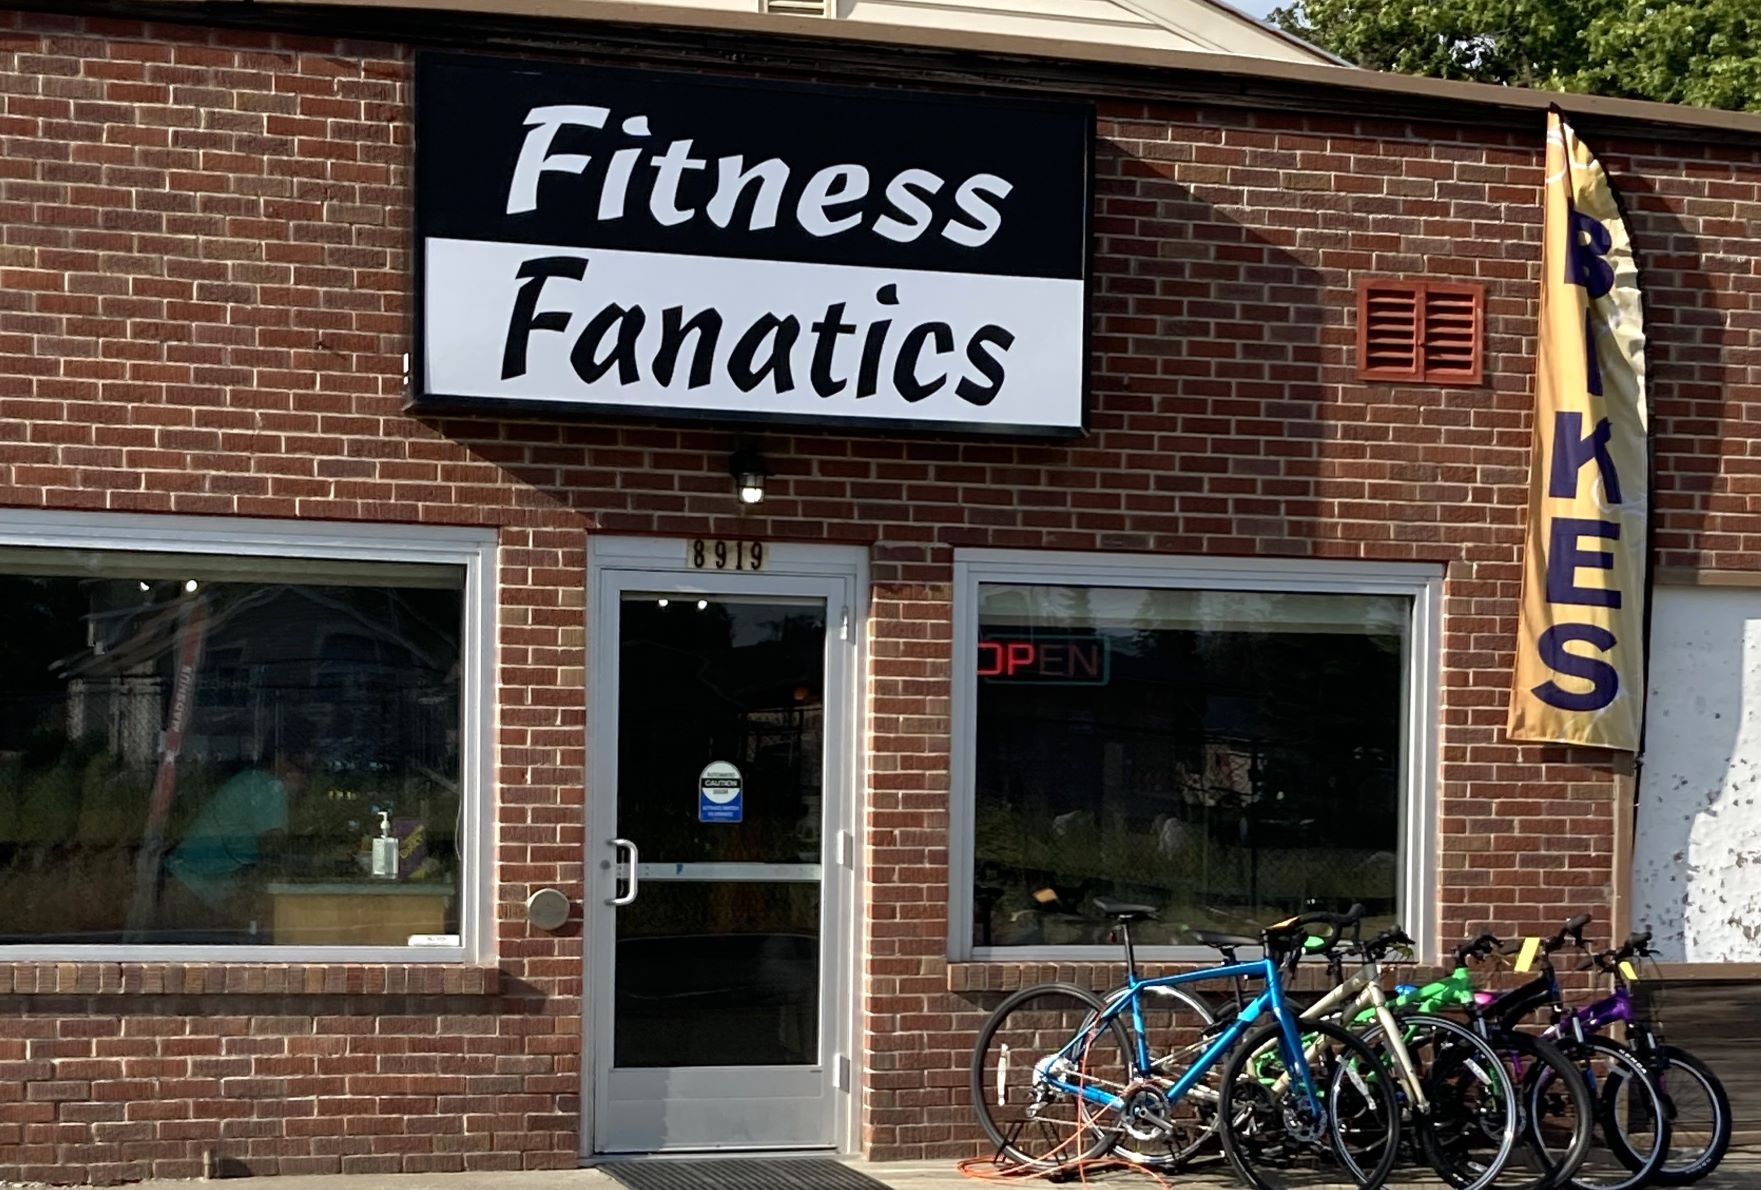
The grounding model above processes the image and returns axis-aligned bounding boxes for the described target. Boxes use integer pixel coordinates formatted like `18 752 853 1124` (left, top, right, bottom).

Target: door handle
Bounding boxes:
608 837 639 906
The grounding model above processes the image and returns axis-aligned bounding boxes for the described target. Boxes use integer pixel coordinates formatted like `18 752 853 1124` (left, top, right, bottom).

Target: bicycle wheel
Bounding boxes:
1357 1012 1518 1190
1542 1034 1667 1190
1602 1043 1730 1186
1113 982 1222 1169
969 982 1132 1170
1219 1016 1401 1190
1485 1030 1593 1190
1601 1044 1730 1186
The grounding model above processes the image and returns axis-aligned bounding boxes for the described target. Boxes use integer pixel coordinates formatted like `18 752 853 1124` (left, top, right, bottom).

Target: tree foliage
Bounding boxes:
1268 0 1761 112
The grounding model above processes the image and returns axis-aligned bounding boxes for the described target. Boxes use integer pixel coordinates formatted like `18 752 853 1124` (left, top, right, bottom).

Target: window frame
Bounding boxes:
0 509 497 965
948 549 1443 964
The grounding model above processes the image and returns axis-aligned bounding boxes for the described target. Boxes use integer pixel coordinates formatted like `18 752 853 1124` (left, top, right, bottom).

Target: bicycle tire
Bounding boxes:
1544 1033 1667 1190
1600 1044 1728 1186
969 982 1132 1170
1218 1016 1402 1190
1485 1030 1594 1190
1357 1011 1519 1190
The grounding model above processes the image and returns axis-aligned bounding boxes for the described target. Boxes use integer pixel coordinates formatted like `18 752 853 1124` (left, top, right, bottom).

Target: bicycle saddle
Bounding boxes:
1192 929 1259 951
1092 896 1157 921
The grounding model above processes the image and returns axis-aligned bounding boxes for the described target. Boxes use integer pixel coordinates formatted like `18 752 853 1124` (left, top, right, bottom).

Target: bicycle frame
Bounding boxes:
1545 983 1631 1047
1304 957 1430 1112
1041 956 1324 1117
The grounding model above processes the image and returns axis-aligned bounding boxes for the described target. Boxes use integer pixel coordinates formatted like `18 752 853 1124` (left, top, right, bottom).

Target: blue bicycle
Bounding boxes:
969 902 1401 1189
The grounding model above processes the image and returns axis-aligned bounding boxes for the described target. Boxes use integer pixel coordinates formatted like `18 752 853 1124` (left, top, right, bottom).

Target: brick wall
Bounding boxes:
1 7 1759 1179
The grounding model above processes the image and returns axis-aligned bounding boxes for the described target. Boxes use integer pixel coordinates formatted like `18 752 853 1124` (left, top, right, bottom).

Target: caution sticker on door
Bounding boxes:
698 760 743 823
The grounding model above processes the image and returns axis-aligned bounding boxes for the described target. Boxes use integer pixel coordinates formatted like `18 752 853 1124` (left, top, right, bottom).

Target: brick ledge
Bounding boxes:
0 962 500 996
947 960 1190 994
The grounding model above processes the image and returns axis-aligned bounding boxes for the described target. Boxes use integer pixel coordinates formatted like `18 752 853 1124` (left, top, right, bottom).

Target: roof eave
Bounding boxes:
66 0 1761 139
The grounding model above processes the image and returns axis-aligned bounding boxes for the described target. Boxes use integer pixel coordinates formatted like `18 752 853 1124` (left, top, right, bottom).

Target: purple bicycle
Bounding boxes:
1551 928 1732 1186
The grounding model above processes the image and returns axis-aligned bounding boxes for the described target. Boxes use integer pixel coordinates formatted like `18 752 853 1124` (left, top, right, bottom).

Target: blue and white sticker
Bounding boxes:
698 760 743 823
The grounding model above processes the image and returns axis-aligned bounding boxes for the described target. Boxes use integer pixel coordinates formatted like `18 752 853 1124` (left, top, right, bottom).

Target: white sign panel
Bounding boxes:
698 760 743 824
414 55 1092 435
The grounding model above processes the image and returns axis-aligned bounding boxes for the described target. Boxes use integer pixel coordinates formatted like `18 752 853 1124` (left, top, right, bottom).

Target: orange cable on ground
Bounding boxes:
955 1008 1180 1188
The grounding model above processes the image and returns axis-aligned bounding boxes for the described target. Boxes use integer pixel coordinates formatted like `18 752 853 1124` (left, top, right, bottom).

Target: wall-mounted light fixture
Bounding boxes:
729 446 768 505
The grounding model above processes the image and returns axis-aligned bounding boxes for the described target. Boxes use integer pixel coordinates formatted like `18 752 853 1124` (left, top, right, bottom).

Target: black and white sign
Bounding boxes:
413 54 1091 435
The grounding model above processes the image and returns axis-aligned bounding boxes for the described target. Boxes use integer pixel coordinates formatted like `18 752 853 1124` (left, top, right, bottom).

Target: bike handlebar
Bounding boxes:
1273 903 1366 933
1546 913 1591 954
1453 931 1499 966
1261 903 1364 969
1586 926 1656 973
1455 912 1595 969
1355 925 1415 959
1620 928 1654 958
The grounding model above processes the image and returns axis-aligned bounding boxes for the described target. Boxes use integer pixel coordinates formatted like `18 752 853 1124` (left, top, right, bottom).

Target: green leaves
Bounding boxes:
1272 0 1761 112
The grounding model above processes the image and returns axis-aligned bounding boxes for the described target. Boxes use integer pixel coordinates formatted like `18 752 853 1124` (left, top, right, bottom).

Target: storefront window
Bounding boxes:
0 547 466 948
967 572 1420 950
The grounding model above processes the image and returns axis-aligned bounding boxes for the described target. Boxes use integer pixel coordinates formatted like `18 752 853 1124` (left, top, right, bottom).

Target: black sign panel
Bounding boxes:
413 53 1092 434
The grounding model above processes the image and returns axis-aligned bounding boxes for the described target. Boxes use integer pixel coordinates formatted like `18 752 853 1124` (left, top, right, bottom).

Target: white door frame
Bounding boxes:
582 536 866 1157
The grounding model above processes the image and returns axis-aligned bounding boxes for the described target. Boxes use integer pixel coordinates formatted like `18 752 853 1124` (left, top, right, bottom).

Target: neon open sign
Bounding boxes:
976 635 1110 685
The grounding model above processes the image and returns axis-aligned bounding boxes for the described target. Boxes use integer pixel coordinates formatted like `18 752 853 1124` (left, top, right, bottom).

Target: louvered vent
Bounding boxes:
1359 283 1420 379
761 0 833 15
1357 278 1484 386
1422 285 1483 382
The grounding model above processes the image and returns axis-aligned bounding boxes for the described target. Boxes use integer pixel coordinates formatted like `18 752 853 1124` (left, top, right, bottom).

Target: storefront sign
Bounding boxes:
698 760 743 823
413 54 1091 435
1508 111 1649 752
977 635 1110 685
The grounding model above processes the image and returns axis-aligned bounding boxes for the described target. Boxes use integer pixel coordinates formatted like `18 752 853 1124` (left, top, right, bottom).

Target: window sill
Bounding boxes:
0 961 500 996
946 959 1354 995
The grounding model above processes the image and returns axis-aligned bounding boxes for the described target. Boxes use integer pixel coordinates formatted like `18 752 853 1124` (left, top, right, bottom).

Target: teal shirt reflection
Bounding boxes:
165 768 290 907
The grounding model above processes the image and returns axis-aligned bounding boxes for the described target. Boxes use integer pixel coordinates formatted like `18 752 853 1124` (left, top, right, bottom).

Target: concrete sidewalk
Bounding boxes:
20 1147 1761 1190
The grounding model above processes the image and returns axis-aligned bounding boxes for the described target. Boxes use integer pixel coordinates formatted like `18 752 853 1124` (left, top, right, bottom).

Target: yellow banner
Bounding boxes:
1508 111 1649 751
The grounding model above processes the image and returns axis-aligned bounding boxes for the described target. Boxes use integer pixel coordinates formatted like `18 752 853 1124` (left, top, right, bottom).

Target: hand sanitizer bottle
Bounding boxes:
372 811 398 879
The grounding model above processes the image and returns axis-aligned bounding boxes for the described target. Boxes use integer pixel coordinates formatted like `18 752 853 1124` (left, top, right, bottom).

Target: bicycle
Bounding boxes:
1410 931 1596 1190
1566 928 1731 1186
1320 926 1523 1190
1211 922 1522 1188
970 899 1402 1190
1467 915 1670 1190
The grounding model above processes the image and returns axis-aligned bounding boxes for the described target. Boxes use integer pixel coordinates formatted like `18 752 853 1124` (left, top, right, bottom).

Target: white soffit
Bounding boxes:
595 0 1339 64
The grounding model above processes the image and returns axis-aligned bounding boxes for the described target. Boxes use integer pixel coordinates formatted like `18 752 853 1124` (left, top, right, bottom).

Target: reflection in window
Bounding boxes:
972 584 1408 948
0 548 464 947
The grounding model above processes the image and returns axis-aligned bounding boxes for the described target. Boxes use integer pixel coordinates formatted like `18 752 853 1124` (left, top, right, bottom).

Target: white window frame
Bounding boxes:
948 548 1443 964
0 509 497 965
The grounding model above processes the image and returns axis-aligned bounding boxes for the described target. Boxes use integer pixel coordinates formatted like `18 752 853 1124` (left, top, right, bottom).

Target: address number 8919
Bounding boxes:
688 538 764 572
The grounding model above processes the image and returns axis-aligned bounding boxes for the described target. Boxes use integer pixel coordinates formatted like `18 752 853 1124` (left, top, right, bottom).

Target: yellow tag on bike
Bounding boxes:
1619 960 1639 981
1514 937 1541 973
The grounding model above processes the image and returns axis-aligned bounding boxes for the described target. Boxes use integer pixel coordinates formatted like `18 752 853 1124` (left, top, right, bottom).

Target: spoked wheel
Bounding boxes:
1358 1012 1519 1190
1219 1017 1401 1190
1545 1035 1668 1190
968 982 1131 1170
1485 1031 1594 1190
1114 982 1222 1169
1601 1044 1730 1186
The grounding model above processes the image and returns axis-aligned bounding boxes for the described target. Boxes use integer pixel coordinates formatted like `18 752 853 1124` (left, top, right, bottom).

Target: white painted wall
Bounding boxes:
1632 585 1761 961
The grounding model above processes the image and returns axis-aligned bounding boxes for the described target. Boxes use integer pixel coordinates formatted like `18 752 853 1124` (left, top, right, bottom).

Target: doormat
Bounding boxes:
600 1157 893 1190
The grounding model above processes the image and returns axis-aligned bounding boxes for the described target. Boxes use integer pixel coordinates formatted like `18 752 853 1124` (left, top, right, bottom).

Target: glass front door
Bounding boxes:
588 557 855 1153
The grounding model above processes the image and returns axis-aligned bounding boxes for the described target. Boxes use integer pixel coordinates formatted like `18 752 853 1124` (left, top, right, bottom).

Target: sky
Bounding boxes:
1230 0 1281 17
